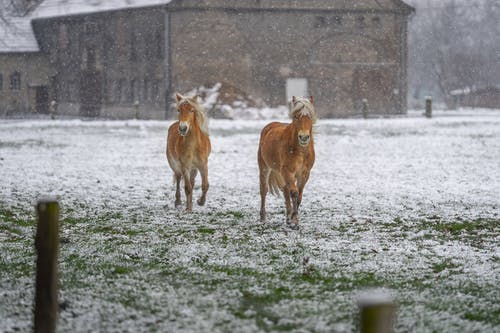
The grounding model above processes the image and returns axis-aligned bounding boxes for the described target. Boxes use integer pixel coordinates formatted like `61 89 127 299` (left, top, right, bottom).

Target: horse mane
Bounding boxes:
290 97 317 124
177 96 209 135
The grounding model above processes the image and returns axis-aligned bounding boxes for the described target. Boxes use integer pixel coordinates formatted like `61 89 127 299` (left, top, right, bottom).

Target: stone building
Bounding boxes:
0 1 52 116
29 0 169 118
1 0 414 118
168 0 414 118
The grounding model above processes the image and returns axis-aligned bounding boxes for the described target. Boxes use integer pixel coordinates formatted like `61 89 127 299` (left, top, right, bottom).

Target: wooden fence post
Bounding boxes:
362 99 369 119
425 96 432 118
34 198 59 333
357 290 397 333
134 100 140 119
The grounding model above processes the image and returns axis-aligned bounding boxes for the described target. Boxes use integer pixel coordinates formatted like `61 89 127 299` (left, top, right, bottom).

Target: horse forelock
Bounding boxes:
177 97 209 135
291 98 317 124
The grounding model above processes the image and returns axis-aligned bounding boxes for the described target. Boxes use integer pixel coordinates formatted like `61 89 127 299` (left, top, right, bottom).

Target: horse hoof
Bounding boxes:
288 223 300 230
197 198 206 206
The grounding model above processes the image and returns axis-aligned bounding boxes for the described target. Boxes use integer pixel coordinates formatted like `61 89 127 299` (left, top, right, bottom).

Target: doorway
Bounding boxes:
286 78 308 104
35 86 49 114
80 69 102 117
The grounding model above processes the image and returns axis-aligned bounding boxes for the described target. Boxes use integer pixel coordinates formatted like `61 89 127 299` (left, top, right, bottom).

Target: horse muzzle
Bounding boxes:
298 134 310 146
178 123 189 136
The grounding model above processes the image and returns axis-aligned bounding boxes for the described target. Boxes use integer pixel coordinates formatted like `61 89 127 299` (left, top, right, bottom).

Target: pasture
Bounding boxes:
0 110 499 332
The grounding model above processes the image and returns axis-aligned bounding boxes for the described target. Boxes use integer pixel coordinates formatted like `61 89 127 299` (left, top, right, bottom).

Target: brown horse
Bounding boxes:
166 93 211 211
258 96 316 229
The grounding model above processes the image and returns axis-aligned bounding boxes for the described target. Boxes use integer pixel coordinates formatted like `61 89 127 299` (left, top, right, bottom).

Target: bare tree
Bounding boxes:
408 0 500 107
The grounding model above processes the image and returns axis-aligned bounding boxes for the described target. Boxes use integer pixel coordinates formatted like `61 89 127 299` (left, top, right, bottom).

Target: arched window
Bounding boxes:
372 16 382 28
356 16 366 29
10 71 21 90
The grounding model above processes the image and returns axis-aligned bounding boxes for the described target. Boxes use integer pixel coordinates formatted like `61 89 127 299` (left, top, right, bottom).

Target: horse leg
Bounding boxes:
190 169 197 190
283 187 292 225
297 170 311 208
259 167 270 223
174 173 182 208
285 172 299 229
182 170 193 212
197 163 209 206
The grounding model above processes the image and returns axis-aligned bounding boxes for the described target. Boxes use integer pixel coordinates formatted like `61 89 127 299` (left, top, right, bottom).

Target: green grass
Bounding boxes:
1 206 498 332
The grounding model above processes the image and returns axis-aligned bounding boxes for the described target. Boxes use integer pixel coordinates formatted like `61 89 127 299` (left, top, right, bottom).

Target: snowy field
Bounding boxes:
0 109 499 332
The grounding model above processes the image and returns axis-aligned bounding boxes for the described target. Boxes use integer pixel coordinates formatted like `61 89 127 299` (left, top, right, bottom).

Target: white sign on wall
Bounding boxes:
286 78 308 103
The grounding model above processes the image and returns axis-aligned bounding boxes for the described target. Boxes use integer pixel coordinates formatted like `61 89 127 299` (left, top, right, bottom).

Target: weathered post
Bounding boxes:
49 100 57 120
34 198 59 333
134 100 140 119
425 96 432 118
357 290 397 333
362 99 369 119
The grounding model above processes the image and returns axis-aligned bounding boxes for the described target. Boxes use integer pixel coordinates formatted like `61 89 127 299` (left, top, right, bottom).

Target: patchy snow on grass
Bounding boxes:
0 109 499 332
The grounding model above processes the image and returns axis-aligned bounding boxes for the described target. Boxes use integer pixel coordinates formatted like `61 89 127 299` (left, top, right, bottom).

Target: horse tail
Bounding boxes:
268 170 285 196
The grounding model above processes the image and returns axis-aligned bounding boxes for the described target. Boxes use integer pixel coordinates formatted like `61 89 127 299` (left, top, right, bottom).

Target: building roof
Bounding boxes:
168 0 414 13
1 0 413 53
0 16 39 53
29 0 172 20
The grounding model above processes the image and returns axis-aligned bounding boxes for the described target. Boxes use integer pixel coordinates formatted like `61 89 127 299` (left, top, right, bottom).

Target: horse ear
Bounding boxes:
176 93 183 102
309 95 314 104
292 96 296 104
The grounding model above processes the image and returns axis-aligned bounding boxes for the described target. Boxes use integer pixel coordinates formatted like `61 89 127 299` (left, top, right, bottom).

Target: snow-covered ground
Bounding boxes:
0 109 499 332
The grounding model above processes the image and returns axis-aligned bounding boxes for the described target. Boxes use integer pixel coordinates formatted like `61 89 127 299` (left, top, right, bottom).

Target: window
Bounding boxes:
113 79 124 103
145 34 153 59
84 21 98 35
314 16 326 28
69 81 79 102
0 73 3 91
143 78 150 102
372 16 381 28
10 71 21 90
58 24 69 50
85 47 96 69
130 31 137 61
152 80 159 102
333 15 342 26
356 16 366 29
155 31 163 58
130 79 138 103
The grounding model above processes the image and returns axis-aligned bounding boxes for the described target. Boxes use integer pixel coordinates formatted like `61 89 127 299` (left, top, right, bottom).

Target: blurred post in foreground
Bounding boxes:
357 289 397 333
34 198 60 333
425 96 432 118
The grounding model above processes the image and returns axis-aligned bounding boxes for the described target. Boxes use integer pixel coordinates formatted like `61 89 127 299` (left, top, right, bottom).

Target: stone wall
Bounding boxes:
33 7 167 119
0 53 52 116
168 0 411 117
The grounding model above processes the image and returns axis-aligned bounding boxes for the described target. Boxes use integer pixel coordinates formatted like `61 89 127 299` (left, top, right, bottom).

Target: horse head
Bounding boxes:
175 93 208 137
291 96 316 147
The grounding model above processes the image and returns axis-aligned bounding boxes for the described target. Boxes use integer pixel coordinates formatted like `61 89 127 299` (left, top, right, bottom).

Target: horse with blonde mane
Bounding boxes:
166 93 211 211
258 96 316 229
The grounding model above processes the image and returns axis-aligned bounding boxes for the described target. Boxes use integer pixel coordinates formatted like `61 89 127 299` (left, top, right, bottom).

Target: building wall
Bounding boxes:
0 53 52 116
168 1 412 117
33 7 167 119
